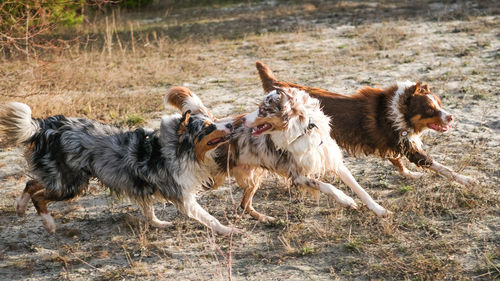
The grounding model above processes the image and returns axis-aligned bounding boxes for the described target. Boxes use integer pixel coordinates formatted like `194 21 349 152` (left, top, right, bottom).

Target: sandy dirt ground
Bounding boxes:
0 1 499 280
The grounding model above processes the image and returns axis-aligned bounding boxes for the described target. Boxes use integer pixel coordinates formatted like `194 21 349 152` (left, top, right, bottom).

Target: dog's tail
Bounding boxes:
0 102 39 145
256 60 278 93
165 86 213 119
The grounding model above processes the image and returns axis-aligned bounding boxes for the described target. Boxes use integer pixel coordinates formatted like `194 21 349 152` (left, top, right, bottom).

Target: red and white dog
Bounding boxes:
255 61 478 186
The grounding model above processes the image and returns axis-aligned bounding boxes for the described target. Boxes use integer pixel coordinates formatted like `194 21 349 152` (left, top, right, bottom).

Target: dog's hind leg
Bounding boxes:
180 194 239 235
16 180 44 217
30 189 57 234
233 166 274 223
292 176 358 209
140 203 172 228
338 164 392 217
388 158 424 179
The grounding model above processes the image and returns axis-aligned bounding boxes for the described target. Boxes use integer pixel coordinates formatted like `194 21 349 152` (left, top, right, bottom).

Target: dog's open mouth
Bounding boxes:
207 135 230 146
251 123 272 136
428 123 451 132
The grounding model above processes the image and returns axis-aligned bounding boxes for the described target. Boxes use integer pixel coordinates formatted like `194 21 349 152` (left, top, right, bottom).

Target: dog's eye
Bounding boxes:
426 108 434 115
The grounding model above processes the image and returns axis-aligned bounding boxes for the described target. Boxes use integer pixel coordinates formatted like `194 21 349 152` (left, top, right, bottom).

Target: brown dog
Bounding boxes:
255 61 478 186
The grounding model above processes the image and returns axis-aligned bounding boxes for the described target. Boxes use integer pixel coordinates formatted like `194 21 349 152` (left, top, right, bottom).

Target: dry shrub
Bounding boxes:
0 1 115 58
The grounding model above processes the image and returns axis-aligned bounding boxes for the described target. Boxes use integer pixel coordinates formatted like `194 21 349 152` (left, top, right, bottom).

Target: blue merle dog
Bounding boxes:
0 97 236 235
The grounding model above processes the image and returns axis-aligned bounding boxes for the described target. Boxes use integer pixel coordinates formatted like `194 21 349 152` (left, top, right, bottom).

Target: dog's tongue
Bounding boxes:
429 123 451 132
208 137 223 145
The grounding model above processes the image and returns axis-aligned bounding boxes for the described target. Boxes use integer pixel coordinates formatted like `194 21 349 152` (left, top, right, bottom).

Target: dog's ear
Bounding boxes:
177 110 191 137
414 81 422 94
165 87 213 119
256 60 277 93
181 110 191 124
274 87 292 99
283 88 295 100
414 81 430 94
421 83 430 92
275 87 295 105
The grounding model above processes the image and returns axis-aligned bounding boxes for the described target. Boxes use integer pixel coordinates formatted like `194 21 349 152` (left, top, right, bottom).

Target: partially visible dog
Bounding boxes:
0 100 236 235
255 61 478 186
167 86 390 222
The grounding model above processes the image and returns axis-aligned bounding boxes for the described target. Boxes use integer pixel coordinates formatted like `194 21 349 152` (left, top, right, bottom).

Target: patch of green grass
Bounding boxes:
125 114 144 126
299 245 315 256
399 185 413 194
345 240 362 252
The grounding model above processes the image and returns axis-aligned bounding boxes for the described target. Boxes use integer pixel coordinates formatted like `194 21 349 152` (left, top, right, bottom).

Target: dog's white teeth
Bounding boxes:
252 128 257 133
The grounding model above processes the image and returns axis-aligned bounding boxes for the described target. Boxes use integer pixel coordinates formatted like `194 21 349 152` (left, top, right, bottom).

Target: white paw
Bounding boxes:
216 225 240 236
402 170 425 179
151 219 173 228
258 215 276 224
334 192 358 209
15 193 30 217
455 174 479 186
40 213 56 234
375 207 393 218
365 201 392 217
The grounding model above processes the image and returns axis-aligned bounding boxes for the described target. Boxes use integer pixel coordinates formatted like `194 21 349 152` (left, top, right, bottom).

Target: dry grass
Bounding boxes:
0 1 499 280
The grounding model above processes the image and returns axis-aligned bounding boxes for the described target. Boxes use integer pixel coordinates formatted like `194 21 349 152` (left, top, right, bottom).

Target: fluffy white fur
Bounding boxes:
0 102 39 144
389 81 416 134
268 90 341 176
244 88 390 217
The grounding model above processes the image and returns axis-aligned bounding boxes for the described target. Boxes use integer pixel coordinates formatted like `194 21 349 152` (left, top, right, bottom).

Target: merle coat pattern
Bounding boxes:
0 102 235 235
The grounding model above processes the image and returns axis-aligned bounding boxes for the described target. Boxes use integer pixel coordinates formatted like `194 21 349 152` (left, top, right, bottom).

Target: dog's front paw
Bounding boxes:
377 209 393 218
402 170 425 179
151 219 173 229
335 193 358 209
258 215 276 224
217 225 241 236
455 174 479 186
368 202 392 218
